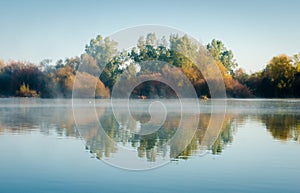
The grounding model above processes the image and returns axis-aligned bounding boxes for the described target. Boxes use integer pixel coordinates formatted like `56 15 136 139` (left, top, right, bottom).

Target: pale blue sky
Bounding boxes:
0 0 299 72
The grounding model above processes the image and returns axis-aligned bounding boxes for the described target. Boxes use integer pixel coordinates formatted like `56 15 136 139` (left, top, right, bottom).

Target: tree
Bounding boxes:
169 34 197 68
85 35 118 68
0 61 48 97
292 53 300 97
244 71 264 97
293 53 300 72
145 33 157 46
216 61 252 98
52 63 76 97
263 54 296 97
132 34 166 73
85 35 121 91
79 53 100 76
65 57 81 71
74 72 110 98
17 82 37 97
40 59 52 68
19 83 30 96
207 39 237 73
233 68 249 84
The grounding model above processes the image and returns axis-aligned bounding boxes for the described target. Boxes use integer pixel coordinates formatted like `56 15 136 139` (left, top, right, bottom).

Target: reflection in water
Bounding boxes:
262 114 300 141
0 106 78 137
0 99 300 163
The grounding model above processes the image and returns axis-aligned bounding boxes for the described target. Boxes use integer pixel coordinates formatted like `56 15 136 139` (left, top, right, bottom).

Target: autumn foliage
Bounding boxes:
0 34 299 98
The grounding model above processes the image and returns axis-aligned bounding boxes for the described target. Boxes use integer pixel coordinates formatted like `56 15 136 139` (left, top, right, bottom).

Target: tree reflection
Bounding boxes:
1 101 299 163
211 122 235 155
84 110 238 161
260 114 300 141
0 103 79 137
176 113 237 158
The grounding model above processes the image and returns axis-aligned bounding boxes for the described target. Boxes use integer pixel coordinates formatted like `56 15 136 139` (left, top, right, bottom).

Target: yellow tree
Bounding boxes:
293 53 300 72
264 54 296 97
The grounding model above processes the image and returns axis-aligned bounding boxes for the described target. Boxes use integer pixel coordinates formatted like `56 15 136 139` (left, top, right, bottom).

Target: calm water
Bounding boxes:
0 98 300 193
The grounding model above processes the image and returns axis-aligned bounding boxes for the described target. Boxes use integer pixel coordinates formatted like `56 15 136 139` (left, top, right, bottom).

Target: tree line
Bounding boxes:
234 54 300 97
0 34 299 98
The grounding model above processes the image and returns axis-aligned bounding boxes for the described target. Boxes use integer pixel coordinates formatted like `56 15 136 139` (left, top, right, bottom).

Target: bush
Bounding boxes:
17 83 38 97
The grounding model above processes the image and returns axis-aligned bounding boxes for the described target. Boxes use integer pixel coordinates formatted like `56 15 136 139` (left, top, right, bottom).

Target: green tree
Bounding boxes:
85 35 118 68
85 35 121 91
207 39 237 73
169 34 197 68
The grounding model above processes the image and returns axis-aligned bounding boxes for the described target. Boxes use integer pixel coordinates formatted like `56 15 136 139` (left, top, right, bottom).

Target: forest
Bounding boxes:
0 33 299 98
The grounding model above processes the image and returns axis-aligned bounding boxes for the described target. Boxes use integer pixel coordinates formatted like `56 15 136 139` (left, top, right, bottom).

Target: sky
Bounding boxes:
0 0 299 73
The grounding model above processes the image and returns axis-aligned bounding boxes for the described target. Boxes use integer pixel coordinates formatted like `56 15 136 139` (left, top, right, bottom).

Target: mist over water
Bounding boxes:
0 98 300 192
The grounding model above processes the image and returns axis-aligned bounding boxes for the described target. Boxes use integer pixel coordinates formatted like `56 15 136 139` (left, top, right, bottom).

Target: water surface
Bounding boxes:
0 98 299 193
